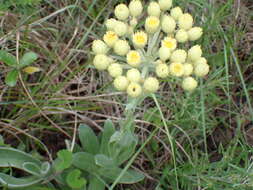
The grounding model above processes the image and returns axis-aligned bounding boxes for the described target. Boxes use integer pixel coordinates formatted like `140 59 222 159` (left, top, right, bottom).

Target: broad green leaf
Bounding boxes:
54 150 72 172
19 52 38 67
5 69 19 87
23 162 41 176
88 176 105 190
95 154 116 168
99 120 115 155
0 50 17 66
72 152 97 173
66 169 86 189
79 124 100 154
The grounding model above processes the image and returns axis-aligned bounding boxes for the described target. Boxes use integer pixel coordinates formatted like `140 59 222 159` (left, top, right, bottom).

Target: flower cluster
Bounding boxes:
92 0 210 97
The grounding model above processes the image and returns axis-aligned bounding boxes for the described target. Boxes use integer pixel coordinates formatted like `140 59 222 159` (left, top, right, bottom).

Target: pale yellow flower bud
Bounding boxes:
182 77 198 91
188 45 202 62
126 68 141 83
114 4 129 20
169 62 184 77
113 40 130 56
145 16 160 33
103 31 118 47
23 66 40 74
114 76 129 91
170 7 183 20
127 50 142 67
105 18 117 31
108 63 123 78
158 0 172 11
127 82 142 97
194 62 210 77
144 77 159 93
147 2 161 17
92 40 108 54
130 18 138 27
175 29 189 43
132 31 148 48
113 21 128 36
161 37 177 51
93 54 110 70
159 46 171 61
188 27 203 41
170 49 187 63
193 57 207 67
129 0 143 17
183 63 193 76
178 13 194 30
156 63 169 78
161 15 176 33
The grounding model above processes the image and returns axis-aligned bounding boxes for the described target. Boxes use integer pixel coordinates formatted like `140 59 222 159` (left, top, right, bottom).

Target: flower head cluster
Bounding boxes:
92 0 210 97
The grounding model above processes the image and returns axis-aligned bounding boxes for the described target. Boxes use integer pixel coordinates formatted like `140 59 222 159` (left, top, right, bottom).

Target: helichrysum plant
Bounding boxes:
92 0 210 97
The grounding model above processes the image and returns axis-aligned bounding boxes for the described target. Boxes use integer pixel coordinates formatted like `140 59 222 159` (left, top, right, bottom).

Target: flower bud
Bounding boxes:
175 29 189 43
105 18 117 31
144 77 159 93
182 77 198 91
170 49 187 63
114 21 128 36
108 63 123 77
127 82 142 97
188 27 203 41
114 40 130 56
193 57 207 67
161 15 176 33
114 4 129 20
159 46 171 61
130 18 138 27
127 50 142 67
147 2 161 17
145 16 160 33
103 31 118 47
126 68 141 83
170 7 183 20
114 76 129 91
188 45 202 62
161 37 177 51
183 63 193 76
132 31 148 48
129 0 143 17
156 63 169 78
169 62 184 77
194 62 210 77
158 0 172 11
178 13 194 30
93 54 110 70
92 40 108 54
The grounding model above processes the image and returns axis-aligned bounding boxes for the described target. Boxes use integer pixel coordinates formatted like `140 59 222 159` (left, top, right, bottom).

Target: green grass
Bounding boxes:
1 0 253 189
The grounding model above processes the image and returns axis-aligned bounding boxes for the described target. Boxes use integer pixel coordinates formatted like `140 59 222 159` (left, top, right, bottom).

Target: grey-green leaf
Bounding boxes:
5 69 19 87
54 150 72 172
72 152 97 173
66 169 86 189
19 52 38 67
99 120 115 155
88 176 105 190
0 50 17 66
95 154 116 168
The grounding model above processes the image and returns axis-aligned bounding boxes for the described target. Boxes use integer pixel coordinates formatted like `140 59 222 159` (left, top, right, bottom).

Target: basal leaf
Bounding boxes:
72 152 97 173
99 120 115 155
19 52 38 67
5 69 19 87
0 50 17 66
66 169 86 189
54 150 72 172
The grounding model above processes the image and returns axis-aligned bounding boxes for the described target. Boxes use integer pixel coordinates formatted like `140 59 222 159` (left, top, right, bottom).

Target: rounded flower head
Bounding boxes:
103 31 118 47
169 62 184 77
178 13 194 30
114 40 130 56
193 57 207 66
114 76 129 91
132 31 148 48
127 82 142 97
188 45 202 62
159 0 172 11
114 4 129 20
188 27 203 41
126 68 141 83
147 2 161 17
170 7 183 20
105 18 117 31
170 49 187 63
145 16 160 33
183 63 193 76
182 77 198 91
156 63 169 78
108 63 123 78
129 0 143 17
159 46 171 61
92 40 108 54
127 50 142 67
93 54 110 70
194 62 210 77
161 15 176 34
161 37 177 51
144 77 159 93
113 21 128 36
175 29 189 43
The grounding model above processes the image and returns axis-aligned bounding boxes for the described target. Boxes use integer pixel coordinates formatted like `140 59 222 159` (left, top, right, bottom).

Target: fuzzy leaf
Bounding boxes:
5 69 19 87
0 50 17 66
99 120 115 155
88 176 105 190
72 152 97 173
19 52 38 67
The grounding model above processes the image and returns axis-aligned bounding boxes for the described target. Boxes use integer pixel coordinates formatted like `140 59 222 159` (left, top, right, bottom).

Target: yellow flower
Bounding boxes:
178 13 194 30
23 66 40 74
170 7 183 20
175 29 189 43
156 63 169 78
188 45 202 62
183 63 193 76
113 21 128 36
127 50 142 67
114 76 129 91
169 62 184 77
108 63 123 77
158 0 172 11
147 2 161 17
170 49 187 63
161 15 176 33
126 68 141 83
93 54 110 70
92 40 108 54
182 77 198 91
145 16 160 33
143 77 159 93
159 46 171 61
194 62 210 77
188 27 203 41
161 37 177 51
132 31 148 48
103 31 118 47
129 0 143 17
127 82 142 97
114 4 129 20
113 40 130 56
